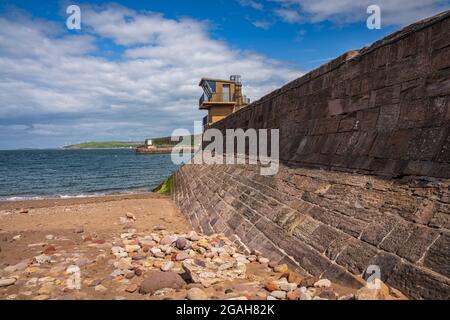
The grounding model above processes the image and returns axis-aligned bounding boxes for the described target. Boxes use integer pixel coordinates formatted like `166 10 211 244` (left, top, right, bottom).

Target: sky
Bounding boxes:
0 0 448 149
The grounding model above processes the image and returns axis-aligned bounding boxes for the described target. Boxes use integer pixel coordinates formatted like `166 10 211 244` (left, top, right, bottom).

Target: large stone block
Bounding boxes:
379 220 412 254
386 261 450 300
396 225 440 263
360 215 398 246
335 240 379 275
423 233 450 278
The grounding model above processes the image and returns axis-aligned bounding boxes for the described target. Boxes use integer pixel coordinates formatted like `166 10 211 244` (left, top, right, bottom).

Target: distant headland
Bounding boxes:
62 141 142 149
63 135 197 154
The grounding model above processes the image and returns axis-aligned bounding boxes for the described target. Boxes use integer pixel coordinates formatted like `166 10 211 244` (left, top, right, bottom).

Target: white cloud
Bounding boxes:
0 5 301 148
272 0 448 26
274 8 303 23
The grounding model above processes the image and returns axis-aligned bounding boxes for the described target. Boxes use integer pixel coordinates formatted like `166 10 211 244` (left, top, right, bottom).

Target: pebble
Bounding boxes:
300 277 317 288
111 246 127 258
161 261 175 272
187 287 208 300
4 265 17 273
66 265 80 274
45 235 54 240
125 284 138 293
125 212 136 220
34 254 51 265
116 258 134 270
38 284 55 295
270 290 287 299
187 232 201 241
273 264 289 273
279 282 297 292
15 261 29 271
319 288 337 300
264 281 279 292
94 285 107 292
74 226 84 234
13 235 21 241
139 271 186 294
300 292 312 300
176 252 189 261
125 245 141 253
257 257 270 264
175 237 188 250
160 235 177 246
314 279 332 288
43 245 56 255
75 258 90 267
287 291 300 300
150 247 162 255
251 249 263 256
0 278 17 287
338 293 355 300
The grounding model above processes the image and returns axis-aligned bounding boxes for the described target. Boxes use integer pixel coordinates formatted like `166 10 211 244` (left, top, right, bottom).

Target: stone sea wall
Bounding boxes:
172 11 450 299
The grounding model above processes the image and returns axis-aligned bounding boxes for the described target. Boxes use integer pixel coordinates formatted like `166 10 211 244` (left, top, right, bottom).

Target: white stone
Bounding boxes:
300 292 312 300
270 290 287 299
34 254 51 264
95 285 107 292
280 282 298 292
161 261 174 272
125 245 140 253
314 279 332 288
150 247 162 255
0 278 16 287
258 257 270 264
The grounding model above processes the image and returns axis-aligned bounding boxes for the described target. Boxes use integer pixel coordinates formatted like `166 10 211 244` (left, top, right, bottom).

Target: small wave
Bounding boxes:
2 196 45 201
1 189 150 202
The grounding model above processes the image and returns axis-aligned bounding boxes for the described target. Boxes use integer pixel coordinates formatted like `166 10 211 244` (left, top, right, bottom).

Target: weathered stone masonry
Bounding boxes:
172 11 450 299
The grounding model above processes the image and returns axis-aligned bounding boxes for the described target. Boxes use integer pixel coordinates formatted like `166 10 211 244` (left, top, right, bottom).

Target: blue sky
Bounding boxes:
0 0 448 149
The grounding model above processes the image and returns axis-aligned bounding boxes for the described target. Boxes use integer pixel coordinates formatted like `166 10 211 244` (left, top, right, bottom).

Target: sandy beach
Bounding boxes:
0 193 191 300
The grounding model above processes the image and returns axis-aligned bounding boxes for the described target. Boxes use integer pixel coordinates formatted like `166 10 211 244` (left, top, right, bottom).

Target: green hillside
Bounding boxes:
63 135 199 149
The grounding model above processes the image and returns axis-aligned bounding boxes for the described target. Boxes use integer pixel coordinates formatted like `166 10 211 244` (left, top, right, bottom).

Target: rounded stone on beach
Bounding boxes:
125 284 138 293
258 257 270 264
0 278 17 287
74 226 84 234
314 279 331 288
274 264 289 273
270 290 287 299
187 287 208 300
161 261 174 272
139 271 186 294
